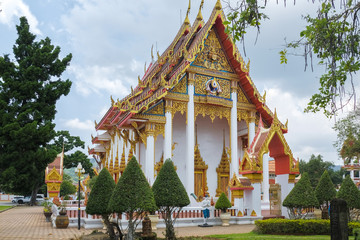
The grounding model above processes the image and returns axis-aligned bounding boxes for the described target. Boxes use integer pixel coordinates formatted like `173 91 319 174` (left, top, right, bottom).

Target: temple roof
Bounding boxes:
94 0 285 131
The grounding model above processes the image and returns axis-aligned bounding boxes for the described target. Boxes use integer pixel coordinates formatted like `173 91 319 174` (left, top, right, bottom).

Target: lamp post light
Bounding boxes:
75 162 85 230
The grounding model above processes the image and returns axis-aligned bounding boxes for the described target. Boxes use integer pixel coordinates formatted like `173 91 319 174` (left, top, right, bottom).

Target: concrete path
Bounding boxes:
0 205 255 239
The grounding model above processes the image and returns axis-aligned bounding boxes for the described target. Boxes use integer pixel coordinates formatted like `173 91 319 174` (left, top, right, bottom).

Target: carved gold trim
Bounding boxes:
194 95 232 108
216 131 230 197
171 101 187 119
194 74 231 99
188 66 239 81
194 103 231 125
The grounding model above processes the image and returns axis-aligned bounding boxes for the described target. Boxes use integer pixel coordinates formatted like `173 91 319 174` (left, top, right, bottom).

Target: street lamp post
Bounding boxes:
75 163 85 230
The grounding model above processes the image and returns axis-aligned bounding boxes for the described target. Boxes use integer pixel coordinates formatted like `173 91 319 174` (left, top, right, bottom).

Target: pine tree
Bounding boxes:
108 157 157 240
337 175 360 210
215 192 232 213
283 172 319 219
0 17 72 204
86 168 116 239
152 159 190 240
315 170 336 211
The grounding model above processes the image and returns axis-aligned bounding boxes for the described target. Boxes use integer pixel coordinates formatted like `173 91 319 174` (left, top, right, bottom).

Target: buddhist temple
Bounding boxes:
89 0 299 220
45 151 64 198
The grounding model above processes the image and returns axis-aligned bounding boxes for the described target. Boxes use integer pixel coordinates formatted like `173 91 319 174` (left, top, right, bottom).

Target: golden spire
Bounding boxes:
120 143 126 174
196 0 204 21
215 0 222 10
114 144 119 174
184 0 191 25
195 124 198 146
109 149 114 175
151 45 154 62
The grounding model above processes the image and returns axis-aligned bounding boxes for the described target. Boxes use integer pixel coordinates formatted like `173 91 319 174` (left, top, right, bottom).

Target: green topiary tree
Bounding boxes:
108 156 157 240
152 159 190 240
60 180 76 198
215 192 232 213
337 174 360 220
283 172 319 219
315 170 336 217
86 168 116 239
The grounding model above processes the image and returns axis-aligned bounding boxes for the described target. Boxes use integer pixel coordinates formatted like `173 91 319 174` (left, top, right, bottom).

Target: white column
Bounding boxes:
164 101 172 160
186 74 195 199
275 174 294 218
261 154 270 212
252 183 262 217
230 84 238 176
248 114 256 145
145 124 155 185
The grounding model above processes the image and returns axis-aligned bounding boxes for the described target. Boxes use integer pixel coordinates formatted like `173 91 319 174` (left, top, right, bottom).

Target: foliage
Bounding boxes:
152 159 190 240
209 232 341 239
225 0 360 116
42 201 53 213
48 131 94 177
87 175 98 190
60 180 76 197
254 218 360 236
86 168 115 239
337 175 360 210
299 154 343 188
283 173 319 219
315 170 336 211
215 192 232 213
333 105 360 164
0 17 72 204
108 157 157 240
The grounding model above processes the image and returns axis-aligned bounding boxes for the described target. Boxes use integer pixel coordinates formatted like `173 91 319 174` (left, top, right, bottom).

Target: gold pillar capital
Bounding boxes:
145 122 156 136
188 72 195 85
231 80 237 93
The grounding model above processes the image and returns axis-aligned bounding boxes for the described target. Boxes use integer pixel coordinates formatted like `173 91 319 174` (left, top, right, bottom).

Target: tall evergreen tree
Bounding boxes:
152 159 190 240
108 157 157 240
0 17 72 204
315 170 336 217
86 168 116 239
337 175 360 210
283 172 319 219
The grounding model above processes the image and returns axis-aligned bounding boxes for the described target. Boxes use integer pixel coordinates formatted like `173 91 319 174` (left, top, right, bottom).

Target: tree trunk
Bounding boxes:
30 185 40 206
165 208 175 240
126 213 135 240
103 214 116 240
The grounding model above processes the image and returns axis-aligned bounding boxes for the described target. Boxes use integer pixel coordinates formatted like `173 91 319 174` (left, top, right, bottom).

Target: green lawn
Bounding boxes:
207 232 355 240
0 206 12 211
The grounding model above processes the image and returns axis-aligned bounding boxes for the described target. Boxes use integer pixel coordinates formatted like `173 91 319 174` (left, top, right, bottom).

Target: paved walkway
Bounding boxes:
0 206 255 239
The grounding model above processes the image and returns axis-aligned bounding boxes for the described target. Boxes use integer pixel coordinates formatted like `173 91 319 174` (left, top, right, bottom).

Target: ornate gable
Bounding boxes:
192 28 234 73
143 100 165 116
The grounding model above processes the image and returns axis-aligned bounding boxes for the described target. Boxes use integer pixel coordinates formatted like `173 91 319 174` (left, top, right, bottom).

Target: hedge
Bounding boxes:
255 218 360 236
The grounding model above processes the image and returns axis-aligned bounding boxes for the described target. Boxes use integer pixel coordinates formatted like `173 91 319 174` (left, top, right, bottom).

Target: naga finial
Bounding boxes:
262 90 266 103
186 0 191 17
151 45 154 62
215 0 222 10
110 95 115 105
184 0 191 25
197 0 204 20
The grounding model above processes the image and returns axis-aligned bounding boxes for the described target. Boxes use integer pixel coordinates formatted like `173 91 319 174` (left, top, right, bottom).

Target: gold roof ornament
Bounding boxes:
196 0 204 21
215 0 222 10
120 144 126 174
110 95 115 105
151 45 154 62
184 0 191 25
114 144 120 174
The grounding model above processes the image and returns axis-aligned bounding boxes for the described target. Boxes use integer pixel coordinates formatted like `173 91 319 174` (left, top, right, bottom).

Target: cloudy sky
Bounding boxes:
0 0 357 165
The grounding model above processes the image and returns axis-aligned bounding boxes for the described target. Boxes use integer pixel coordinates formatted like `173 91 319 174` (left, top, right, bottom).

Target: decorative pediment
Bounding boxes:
170 75 187 94
193 28 234 73
46 167 62 182
143 100 164 116
194 74 231 99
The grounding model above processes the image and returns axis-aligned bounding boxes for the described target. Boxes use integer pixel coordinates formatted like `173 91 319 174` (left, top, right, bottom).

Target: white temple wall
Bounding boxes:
154 134 164 169
275 174 294 218
139 142 146 173
195 116 229 198
172 112 188 189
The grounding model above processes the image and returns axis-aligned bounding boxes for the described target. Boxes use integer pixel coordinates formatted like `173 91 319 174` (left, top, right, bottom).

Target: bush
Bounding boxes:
215 192 232 213
255 218 360 236
337 175 360 210
354 228 360 240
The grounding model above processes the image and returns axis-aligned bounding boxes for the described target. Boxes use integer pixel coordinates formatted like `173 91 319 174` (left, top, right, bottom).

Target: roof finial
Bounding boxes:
215 0 222 10
196 0 204 21
151 45 154 62
184 0 191 25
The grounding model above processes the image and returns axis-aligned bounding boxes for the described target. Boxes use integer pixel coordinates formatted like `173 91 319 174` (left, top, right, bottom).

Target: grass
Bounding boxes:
0 206 13 211
207 232 355 240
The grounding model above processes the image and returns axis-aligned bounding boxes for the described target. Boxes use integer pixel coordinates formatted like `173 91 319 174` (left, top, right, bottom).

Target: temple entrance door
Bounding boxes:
269 184 281 216
195 171 204 198
219 175 229 196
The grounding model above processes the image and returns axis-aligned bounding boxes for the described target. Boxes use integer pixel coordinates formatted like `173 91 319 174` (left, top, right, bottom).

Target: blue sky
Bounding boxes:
0 0 356 165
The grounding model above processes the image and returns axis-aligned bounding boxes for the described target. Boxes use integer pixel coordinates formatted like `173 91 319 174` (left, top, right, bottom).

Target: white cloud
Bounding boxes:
63 118 94 131
69 64 131 97
0 0 41 34
264 86 342 164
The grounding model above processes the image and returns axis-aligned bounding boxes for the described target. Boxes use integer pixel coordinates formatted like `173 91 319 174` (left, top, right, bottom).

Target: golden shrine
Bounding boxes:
89 0 299 218
45 151 64 198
